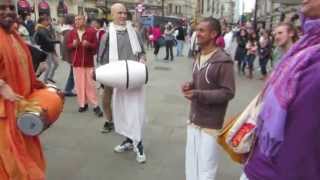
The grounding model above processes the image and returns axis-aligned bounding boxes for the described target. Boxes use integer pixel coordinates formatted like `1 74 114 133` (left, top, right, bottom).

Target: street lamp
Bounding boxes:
161 0 164 16
253 0 258 32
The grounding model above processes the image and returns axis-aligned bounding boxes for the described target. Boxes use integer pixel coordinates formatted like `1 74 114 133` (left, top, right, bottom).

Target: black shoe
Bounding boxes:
78 104 88 112
64 92 77 97
101 121 114 133
163 58 168 60
93 106 103 117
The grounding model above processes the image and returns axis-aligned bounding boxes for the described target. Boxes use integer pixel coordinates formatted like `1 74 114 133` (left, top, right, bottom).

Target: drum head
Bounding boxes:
17 113 44 136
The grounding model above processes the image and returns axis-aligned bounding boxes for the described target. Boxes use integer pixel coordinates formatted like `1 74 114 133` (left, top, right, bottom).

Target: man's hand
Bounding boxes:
181 82 194 100
82 40 91 47
0 84 22 102
183 90 194 100
181 82 193 92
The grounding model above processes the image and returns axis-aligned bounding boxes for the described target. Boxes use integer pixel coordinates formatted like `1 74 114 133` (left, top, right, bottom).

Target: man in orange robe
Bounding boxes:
0 0 46 179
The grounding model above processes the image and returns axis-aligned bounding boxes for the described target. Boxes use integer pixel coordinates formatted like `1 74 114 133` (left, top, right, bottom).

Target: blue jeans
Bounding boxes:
176 40 184 56
64 65 74 93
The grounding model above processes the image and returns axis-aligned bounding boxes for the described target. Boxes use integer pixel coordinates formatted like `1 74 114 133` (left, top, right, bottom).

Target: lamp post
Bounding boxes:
253 0 258 32
161 0 164 16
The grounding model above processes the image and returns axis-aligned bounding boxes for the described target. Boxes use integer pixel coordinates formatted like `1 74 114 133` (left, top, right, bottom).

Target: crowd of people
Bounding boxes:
1 0 320 179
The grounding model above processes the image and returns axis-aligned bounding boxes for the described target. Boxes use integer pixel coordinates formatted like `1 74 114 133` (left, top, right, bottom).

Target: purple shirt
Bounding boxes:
244 61 320 179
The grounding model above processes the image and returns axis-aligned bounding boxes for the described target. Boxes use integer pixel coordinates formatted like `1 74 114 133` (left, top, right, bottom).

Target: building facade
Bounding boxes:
196 0 235 23
256 0 300 28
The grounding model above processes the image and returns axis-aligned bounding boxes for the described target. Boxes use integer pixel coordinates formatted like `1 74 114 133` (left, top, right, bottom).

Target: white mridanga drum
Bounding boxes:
95 60 148 89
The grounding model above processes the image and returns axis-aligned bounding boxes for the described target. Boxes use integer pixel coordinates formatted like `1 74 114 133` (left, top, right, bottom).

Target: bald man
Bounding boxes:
97 3 147 164
0 0 46 178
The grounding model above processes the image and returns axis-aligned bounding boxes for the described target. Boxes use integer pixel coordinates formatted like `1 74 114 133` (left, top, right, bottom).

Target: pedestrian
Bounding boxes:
242 0 320 179
176 22 186 56
91 18 106 43
258 30 272 80
245 35 257 79
235 28 248 74
34 16 60 83
61 14 76 97
152 24 162 59
224 26 234 56
182 17 235 180
0 0 46 178
164 22 175 61
23 14 35 34
67 15 103 117
97 3 147 163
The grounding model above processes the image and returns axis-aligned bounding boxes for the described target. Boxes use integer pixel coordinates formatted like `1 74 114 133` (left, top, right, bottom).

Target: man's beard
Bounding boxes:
0 12 17 32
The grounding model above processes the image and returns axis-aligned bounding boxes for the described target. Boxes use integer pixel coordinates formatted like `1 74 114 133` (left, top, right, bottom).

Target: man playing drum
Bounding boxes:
97 3 147 163
0 0 46 178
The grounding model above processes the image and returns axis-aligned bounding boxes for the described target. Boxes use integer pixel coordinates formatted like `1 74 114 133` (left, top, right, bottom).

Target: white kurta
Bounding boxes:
112 87 146 142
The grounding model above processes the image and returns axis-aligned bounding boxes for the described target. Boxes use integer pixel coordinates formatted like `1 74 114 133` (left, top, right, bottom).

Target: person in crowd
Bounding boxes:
91 18 106 43
34 16 60 83
224 26 234 56
241 0 320 179
97 3 147 163
0 0 46 178
152 24 162 60
23 14 35 37
272 22 298 66
164 22 175 61
235 28 248 74
61 14 76 97
258 30 272 80
182 17 235 180
245 34 257 79
175 22 186 56
67 15 103 117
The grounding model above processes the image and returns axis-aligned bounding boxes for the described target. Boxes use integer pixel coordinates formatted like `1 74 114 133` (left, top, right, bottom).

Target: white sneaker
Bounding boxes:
134 142 146 164
114 139 133 153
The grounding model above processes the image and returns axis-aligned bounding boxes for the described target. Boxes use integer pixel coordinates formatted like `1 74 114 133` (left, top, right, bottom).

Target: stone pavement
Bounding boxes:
41 47 264 180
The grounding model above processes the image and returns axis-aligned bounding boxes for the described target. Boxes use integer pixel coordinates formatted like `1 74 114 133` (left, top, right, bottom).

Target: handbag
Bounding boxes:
217 115 245 164
156 37 165 47
217 94 262 164
226 94 262 154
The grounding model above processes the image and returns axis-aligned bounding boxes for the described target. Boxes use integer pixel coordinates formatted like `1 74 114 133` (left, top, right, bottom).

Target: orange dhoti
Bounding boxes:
0 28 46 179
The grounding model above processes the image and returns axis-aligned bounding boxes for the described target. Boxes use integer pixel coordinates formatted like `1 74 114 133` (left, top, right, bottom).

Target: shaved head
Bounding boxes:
111 3 127 26
0 0 17 32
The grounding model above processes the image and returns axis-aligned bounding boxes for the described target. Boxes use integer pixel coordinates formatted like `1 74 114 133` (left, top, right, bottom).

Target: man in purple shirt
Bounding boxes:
242 0 320 179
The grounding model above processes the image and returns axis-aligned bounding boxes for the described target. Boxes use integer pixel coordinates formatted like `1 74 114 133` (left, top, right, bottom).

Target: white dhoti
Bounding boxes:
185 125 220 180
112 87 146 142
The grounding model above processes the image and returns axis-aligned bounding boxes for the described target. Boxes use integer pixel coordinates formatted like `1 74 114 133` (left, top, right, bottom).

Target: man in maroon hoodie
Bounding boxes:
67 15 102 117
182 17 235 180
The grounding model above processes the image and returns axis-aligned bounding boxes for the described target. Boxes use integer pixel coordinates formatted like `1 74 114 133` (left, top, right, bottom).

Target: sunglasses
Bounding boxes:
0 5 15 11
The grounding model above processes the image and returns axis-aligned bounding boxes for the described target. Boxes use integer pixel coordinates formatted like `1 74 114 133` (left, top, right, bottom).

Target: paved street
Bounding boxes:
42 47 264 180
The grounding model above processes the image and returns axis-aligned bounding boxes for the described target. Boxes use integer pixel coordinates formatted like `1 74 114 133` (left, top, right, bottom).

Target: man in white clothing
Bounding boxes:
97 3 147 164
